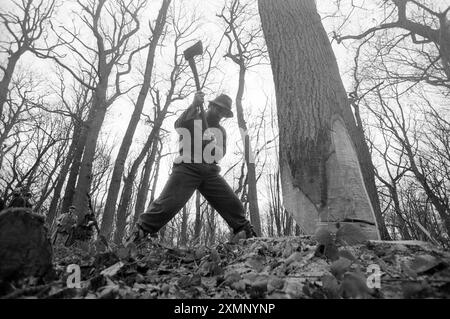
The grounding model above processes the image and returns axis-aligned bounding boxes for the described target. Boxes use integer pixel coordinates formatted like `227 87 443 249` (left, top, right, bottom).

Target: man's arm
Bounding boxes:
174 103 198 128
174 91 205 128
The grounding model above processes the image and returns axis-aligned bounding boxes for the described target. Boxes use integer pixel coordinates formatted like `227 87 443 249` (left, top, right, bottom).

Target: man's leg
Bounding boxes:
198 169 252 234
138 164 201 234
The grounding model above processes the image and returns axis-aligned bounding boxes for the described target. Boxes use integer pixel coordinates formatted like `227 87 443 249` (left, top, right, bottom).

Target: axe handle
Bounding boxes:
187 58 208 129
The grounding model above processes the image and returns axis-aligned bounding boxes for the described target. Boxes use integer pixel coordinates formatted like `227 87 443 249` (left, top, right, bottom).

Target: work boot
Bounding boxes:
230 224 257 243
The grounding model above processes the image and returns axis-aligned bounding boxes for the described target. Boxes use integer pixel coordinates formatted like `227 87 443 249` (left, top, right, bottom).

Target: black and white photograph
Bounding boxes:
0 0 449 306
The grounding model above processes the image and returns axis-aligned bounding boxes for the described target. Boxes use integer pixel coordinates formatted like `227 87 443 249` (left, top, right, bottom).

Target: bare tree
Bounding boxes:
43 0 147 222
0 0 57 118
46 74 93 224
218 0 267 236
101 0 171 236
334 1 450 90
365 84 450 240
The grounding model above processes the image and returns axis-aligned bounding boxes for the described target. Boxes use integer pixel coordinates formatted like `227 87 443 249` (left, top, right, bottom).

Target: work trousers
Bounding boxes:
138 163 250 235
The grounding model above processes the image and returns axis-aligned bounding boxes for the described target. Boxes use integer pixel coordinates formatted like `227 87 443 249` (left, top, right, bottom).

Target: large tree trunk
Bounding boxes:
132 141 160 227
107 86 172 240
73 79 109 223
109 124 161 242
47 121 83 225
113 141 159 245
0 208 53 283
112 175 135 245
0 51 23 118
102 0 170 236
258 0 380 239
60 123 88 217
149 153 161 203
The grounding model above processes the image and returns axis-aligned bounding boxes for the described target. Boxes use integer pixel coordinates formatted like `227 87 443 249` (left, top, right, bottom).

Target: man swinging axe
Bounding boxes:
128 40 257 244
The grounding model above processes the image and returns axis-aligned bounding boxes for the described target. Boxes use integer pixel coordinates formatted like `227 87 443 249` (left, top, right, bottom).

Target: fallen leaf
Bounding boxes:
267 277 285 293
340 271 371 299
231 280 246 292
281 242 296 258
402 282 428 299
98 284 119 299
224 271 242 285
409 255 444 275
210 249 221 262
321 274 340 299
284 278 304 298
339 249 357 261
160 284 170 295
249 279 268 298
242 272 259 284
402 262 418 279
246 255 266 272
194 247 208 260
177 274 201 289
285 252 303 266
116 247 130 260
330 257 352 280
100 261 125 278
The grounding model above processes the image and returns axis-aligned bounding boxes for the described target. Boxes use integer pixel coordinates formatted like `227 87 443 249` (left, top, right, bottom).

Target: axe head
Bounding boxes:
183 40 203 61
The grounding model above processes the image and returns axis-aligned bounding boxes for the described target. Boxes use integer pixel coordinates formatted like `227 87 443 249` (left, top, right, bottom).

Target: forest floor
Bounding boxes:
2 232 450 299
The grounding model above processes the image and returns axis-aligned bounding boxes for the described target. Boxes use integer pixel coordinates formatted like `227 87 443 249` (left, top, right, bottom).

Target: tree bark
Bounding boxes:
180 206 188 246
193 190 202 242
112 174 135 245
0 51 23 121
46 121 82 225
72 79 108 223
109 119 164 242
60 123 87 216
235 65 262 236
132 141 160 227
258 0 380 239
113 141 159 244
102 0 170 236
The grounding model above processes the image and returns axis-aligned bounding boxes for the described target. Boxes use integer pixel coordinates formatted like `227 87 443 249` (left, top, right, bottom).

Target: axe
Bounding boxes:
183 40 208 129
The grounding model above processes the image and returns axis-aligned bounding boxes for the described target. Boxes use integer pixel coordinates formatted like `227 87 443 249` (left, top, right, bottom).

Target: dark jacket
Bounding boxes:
174 104 227 164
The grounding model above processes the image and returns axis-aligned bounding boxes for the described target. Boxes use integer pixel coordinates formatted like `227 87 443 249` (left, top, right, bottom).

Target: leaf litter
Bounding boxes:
2 234 450 299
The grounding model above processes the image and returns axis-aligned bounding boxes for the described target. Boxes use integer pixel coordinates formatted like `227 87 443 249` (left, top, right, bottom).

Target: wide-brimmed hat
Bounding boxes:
209 94 233 118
